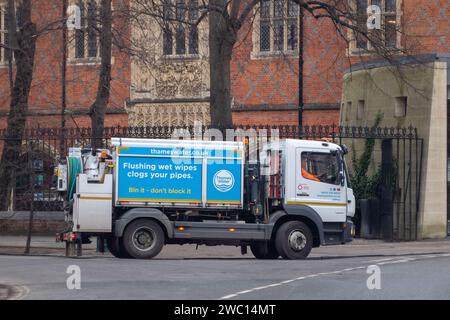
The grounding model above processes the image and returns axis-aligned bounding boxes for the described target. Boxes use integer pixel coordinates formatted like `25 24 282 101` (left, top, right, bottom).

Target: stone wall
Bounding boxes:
0 212 65 235
341 58 448 239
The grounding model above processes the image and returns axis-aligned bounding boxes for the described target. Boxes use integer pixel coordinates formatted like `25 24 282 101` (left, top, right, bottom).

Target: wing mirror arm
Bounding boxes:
339 172 345 187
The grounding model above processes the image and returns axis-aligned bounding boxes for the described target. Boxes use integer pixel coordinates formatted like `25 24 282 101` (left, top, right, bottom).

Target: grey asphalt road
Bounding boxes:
1 245 450 300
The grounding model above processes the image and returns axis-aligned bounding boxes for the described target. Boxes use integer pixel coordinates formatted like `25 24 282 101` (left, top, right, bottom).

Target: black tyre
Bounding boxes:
250 241 279 259
275 221 313 260
106 236 131 259
122 219 165 259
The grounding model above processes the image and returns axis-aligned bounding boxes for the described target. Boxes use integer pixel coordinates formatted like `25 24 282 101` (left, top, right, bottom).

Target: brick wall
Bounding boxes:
0 1 448 129
22 114 129 129
231 0 450 126
0 212 65 235
402 0 450 54
232 109 340 126
0 0 130 128
231 6 347 126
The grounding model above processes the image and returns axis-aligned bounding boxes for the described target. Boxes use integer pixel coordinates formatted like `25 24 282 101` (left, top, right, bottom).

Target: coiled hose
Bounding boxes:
67 157 82 202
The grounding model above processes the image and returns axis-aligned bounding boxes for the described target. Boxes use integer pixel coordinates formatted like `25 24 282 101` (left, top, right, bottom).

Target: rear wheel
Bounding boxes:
122 219 165 259
275 221 313 260
106 236 131 259
250 241 279 259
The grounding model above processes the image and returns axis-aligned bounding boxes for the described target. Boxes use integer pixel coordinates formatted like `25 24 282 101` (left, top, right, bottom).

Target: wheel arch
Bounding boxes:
269 207 324 247
114 208 173 240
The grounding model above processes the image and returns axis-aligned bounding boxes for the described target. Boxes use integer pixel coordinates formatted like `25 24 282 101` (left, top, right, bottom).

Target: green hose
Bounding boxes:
67 157 82 202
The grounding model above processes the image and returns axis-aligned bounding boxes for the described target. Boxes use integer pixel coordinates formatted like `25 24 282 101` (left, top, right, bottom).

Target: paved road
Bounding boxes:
1 245 450 300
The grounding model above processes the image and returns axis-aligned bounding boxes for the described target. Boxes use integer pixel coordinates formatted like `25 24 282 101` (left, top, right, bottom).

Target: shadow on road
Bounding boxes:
0 251 448 262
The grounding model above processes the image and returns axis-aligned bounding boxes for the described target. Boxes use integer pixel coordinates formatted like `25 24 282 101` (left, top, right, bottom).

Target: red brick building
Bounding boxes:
231 0 346 126
0 0 130 130
0 0 449 129
231 0 450 126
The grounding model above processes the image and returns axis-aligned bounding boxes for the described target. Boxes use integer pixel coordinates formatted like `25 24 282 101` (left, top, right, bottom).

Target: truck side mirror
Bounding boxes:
340 145 349 155
339 171 345 187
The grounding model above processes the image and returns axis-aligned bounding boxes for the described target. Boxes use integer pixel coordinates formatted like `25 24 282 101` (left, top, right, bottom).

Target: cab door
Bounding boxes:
344 162 356 218
295 148 347 222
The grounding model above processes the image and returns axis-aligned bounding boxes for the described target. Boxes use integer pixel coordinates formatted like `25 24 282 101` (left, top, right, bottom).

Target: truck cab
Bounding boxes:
57 138 355 260
261 139 355 248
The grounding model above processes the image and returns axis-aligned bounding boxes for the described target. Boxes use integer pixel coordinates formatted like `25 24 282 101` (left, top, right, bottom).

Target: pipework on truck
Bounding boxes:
55 138 355 260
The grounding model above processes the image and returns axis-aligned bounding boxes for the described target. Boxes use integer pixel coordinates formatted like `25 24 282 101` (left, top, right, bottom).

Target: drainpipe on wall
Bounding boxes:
61 0 68 155
61 0 68 129
298 5 305 132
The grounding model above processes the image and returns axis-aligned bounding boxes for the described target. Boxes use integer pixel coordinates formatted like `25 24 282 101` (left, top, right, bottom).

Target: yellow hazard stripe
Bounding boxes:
80 196 112 201
287 201 347 207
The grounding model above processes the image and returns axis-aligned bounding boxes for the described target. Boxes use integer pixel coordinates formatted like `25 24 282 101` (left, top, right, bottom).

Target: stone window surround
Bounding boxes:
67 0 115 66
0 1 8 66
162 0 200 58
348 0 403 56
0 0 14 67
251 0 300 60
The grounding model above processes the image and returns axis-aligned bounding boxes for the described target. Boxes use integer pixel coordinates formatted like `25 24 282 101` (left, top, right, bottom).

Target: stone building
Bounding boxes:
126 0 211 127
0 0 348 128
340 0 450 238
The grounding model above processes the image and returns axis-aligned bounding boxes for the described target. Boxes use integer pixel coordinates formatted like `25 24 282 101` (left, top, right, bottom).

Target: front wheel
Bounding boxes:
122 219 165 259
275 221 313 260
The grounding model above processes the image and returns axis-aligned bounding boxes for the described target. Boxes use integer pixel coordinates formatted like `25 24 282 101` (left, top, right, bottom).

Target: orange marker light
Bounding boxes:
178 227 186 231
228 228 236 233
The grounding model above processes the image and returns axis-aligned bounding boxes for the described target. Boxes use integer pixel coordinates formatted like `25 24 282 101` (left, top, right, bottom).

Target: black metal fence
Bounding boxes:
0 125 423 241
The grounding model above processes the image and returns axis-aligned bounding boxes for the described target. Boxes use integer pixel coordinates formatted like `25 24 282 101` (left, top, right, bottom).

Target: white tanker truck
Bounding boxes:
56 138 355 260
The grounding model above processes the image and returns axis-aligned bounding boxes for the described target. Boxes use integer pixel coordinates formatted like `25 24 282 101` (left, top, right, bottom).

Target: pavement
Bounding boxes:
1 235 450 258
1 236 450 300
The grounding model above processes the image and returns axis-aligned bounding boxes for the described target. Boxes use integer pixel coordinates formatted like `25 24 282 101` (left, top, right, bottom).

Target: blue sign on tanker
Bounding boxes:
117 156 203 203
116 146 242 205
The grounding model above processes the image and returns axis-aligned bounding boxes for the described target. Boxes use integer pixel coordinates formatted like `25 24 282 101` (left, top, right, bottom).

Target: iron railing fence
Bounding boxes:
0 124 420 141
0 125 423 241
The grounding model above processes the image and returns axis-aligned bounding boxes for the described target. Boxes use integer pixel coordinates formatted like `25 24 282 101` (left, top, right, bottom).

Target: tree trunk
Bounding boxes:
0 1 37 210
90 0 112 149
24 149 35 254
209 0 236 128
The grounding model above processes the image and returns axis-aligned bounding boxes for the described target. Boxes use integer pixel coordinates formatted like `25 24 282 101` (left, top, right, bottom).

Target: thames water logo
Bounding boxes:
213 170 235 192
